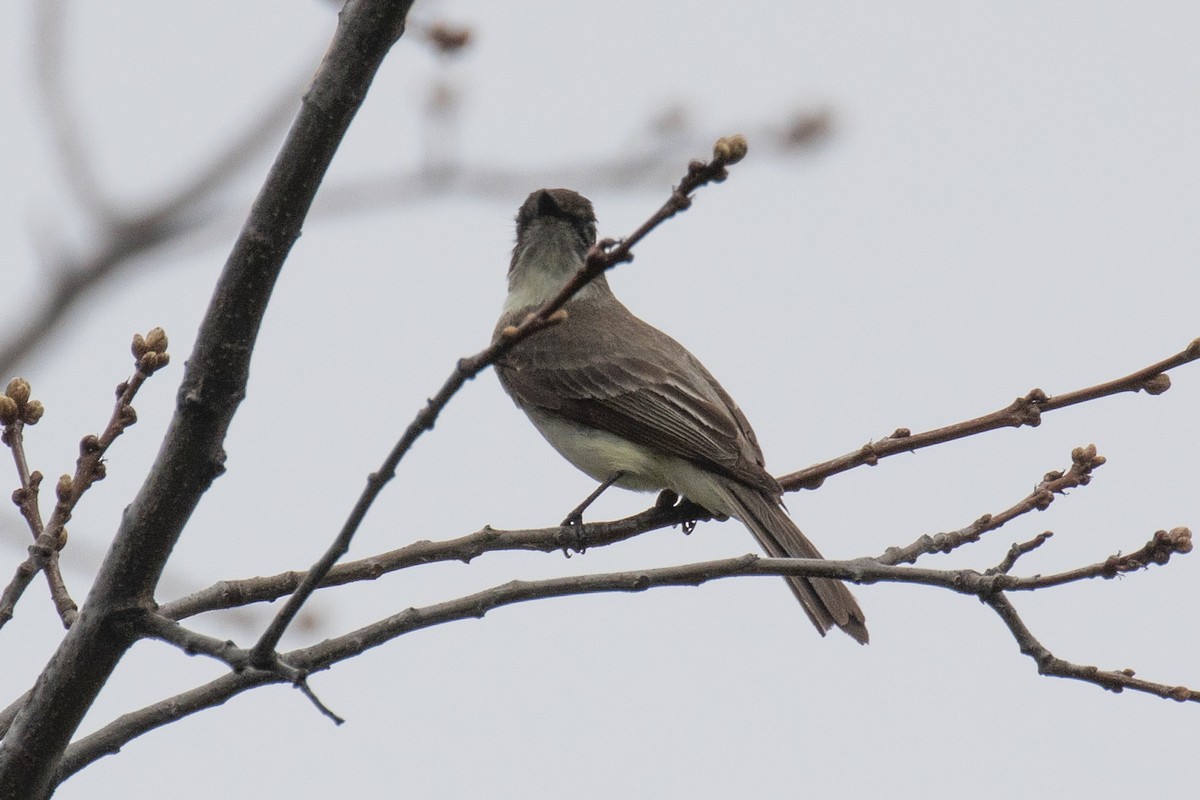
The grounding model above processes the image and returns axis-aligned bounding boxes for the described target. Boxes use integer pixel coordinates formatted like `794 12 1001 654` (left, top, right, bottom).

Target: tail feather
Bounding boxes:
721 484 868 644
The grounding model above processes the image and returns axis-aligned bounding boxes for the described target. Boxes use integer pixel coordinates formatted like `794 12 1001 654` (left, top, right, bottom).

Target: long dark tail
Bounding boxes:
721 483 868 644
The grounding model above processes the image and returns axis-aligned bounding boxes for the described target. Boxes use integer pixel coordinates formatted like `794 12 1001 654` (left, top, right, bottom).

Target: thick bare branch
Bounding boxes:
0 3 415 796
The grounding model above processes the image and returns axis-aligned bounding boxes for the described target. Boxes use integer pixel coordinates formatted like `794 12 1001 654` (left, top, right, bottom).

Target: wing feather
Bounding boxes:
495 295 780 495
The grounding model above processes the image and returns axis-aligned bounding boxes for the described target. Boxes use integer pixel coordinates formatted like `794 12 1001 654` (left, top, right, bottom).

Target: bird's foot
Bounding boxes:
558 512 589 557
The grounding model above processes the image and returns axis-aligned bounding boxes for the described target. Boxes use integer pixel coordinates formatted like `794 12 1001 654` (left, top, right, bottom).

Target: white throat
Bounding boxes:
503 225 605 314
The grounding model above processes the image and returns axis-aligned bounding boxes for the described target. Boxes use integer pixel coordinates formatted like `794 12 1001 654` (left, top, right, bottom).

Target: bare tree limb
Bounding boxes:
129 609 343 722
55 672 276 784
159 499 701 621
982 592 1199 701
160 439 1086 623
57 521 1196 779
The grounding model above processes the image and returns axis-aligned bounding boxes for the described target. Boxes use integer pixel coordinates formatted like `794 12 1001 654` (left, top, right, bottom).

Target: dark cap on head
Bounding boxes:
516 188 596 241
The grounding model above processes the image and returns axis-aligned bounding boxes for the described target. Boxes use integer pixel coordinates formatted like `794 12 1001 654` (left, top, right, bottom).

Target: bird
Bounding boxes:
492 188 867 643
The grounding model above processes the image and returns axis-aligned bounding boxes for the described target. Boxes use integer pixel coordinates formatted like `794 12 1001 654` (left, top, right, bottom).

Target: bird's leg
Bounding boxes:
559 471 624 555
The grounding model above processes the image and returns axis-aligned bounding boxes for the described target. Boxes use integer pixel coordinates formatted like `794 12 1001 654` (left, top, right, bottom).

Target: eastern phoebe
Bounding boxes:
494 188 867 643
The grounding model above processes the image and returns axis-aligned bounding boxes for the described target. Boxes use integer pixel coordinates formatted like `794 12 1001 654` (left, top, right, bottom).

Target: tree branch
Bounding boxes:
0 333 171 630
58 520 1196 780
160 498 701 620
982 592 1199 701
161 434 1084 623
878 444 1106 566
780 337 1200 492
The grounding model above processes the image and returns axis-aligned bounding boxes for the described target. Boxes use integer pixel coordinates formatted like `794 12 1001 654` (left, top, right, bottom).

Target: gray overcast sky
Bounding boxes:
3 2 1199 798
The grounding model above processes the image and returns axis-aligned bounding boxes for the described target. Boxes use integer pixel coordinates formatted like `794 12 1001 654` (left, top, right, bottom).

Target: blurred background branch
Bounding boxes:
2 1 832 377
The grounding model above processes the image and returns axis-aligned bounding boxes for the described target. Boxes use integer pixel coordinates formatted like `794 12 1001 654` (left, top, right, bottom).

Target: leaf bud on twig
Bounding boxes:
144 327 168 354
22 400 44 425
0 395 17 425
5 377 30 407
712 134 748 166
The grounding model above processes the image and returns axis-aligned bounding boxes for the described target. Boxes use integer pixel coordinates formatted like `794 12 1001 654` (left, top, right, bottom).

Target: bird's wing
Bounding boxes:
495 296 780 495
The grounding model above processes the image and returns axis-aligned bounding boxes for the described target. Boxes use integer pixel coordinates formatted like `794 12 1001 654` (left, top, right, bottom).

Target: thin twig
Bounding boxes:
0 381 64 627
1006 527 1193 590
136 612 250 669
0 334 169 630
780 338 1200 492
989 531 1055 575
983 593 1199 701
878 444 1106 566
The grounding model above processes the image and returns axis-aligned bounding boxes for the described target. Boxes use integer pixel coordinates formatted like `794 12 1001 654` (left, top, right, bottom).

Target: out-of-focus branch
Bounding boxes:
34 0 113 220
34 0 304 224
8 19 831 383
313 109 830 214
2 6 304 378
0 3 416 796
